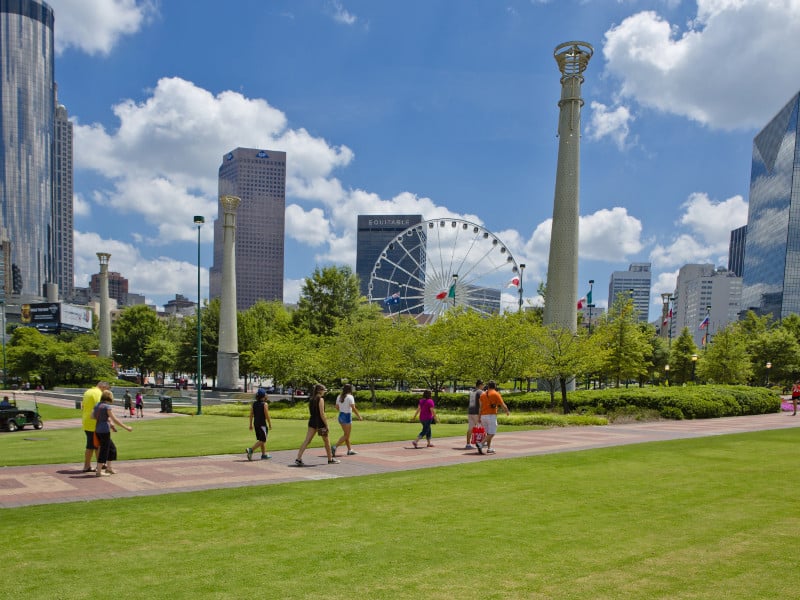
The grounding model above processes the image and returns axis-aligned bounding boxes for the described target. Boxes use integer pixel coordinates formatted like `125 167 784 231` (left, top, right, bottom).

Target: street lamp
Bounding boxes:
518 264 526 313
691 353 698 383
664 364 669 387
194 215 205 415
451 273 458 307
766 361 772 387
587 279 595 333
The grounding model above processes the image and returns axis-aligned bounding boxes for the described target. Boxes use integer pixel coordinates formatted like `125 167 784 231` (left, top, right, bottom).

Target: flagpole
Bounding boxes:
587 279 594 333
518 264 526 313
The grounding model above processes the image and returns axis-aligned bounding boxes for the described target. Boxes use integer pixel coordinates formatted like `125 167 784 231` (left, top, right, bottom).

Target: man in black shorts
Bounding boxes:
246 388 273 460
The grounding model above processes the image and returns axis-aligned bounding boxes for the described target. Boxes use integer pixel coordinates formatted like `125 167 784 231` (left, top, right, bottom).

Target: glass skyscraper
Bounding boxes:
355 214 422 302
211 148 285 310
740 91 800 320
0 0 55 299
54 96 73 299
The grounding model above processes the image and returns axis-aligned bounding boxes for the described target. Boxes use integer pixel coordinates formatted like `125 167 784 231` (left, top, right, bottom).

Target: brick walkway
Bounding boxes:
2 412 799 508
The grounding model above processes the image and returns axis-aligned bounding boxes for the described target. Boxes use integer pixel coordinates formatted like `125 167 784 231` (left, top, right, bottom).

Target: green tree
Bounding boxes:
291 265 361 336
595 293 652 387
112 305 166 380
238 300 291 390
668 328 700 385
746 328 800 387
696 326 751 384
249 331 324 394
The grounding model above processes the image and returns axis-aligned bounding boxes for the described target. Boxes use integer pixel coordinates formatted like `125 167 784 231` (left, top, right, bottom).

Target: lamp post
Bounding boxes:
691 353 698 383
451 273 458 307
587 279 595 333
664 364 669 387
518 264 526 313
766 361 772 387
194 215 205 415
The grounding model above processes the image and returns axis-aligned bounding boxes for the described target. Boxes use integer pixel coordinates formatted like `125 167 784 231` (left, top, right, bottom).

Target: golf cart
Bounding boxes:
0 396 43 432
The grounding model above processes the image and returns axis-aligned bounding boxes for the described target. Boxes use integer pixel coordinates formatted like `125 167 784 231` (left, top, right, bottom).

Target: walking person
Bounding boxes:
411 389 438 448
295 384 339 466
332 383 362 457
123 389 133 418
246 388 273 460
80 381 110 472
478 381 510 454
792 380 800 416
135 389 144 418
93 390 132 476
465 379 484 449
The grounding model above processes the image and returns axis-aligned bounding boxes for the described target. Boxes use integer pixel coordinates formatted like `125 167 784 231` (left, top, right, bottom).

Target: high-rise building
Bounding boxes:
728 225 747 278
356 214 423 301
54 96 74 299
608 263 651 322
671 264 742 348
740 91 800 320
0 0 55 300
90 271 128 306
210 148 285 310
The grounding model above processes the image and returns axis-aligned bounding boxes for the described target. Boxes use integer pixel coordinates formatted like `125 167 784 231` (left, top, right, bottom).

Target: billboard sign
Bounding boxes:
60 303 93 332
19 302 93 333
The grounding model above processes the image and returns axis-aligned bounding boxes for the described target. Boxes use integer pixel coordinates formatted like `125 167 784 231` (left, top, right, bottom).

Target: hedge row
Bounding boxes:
350 385 781 420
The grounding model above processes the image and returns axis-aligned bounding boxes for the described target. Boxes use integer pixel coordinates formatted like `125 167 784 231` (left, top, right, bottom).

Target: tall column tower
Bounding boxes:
543 41 593 334
97 253 112 358
216 195 240 390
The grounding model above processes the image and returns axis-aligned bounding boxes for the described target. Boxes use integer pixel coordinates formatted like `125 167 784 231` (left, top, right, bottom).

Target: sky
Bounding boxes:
46 0 800 319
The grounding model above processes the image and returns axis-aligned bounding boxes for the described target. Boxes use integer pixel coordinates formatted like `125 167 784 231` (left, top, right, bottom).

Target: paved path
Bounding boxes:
2 412 799 508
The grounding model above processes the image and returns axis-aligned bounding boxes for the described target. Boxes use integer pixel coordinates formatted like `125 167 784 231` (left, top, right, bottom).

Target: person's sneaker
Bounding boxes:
476 443 484 455
412 439 418 448
261 454 271 460
328 458 340 464
487 448 496 454
246 447 253 461
346 450 357 456
294 458 305 467
331 445 337 457
464 444 474 450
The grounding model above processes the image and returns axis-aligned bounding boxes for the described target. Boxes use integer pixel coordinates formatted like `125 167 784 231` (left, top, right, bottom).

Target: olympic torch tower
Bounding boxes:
216 195 241 391
543 41 593 334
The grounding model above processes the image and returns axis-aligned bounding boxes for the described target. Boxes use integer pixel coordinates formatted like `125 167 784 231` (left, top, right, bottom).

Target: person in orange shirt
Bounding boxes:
478 380 510 454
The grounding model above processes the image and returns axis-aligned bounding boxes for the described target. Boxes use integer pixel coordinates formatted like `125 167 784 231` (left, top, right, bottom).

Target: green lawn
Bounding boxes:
2 429 798 599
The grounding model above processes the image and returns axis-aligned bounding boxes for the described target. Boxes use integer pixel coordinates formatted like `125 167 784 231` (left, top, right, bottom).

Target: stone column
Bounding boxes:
216 195 240 390
96 252 112 358
543 41 593 334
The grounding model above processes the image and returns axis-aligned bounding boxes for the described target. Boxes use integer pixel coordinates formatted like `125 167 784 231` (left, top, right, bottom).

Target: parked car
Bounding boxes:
0 396 43 432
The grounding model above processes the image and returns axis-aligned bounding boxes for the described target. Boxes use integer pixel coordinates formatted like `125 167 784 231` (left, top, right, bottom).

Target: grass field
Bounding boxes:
2 428 799 599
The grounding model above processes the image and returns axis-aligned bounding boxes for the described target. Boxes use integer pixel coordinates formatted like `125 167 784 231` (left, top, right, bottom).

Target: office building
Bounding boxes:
164 293 196 317
54 96 74 299
356 214 423 302
741 91 800 320
671 264 742 348
0 0 55 299
90 271 128 306
210 148 285 310
608 263 651 322
728 225 746 278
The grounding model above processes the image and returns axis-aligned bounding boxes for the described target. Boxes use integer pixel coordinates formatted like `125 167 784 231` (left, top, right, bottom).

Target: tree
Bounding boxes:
595 293 652 387
746 327 800 387
249 331 325 394
450 310 528 383
239 300 292 390
112 305 166 380
668 328 700 385
291 265 361 336
696 326 751 384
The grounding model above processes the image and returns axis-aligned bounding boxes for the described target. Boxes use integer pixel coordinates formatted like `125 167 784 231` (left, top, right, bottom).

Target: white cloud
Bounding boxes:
49 0 156 56
678 192 748 246
328 0 357 25
73 193 90 218
602 0 800 130
586 101 636 149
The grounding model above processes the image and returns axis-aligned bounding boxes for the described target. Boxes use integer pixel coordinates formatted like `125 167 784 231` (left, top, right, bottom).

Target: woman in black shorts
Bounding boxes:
295 384 339 466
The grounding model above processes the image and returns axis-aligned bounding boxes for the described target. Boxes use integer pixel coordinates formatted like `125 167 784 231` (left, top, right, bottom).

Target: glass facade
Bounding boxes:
741 92 800 320
54 100 73 298
0 0 55 298
211 148 285 310
356 214 423 300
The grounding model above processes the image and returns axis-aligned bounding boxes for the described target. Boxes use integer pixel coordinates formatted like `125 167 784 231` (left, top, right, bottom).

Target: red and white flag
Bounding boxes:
577 297 586 309
507 276 520 288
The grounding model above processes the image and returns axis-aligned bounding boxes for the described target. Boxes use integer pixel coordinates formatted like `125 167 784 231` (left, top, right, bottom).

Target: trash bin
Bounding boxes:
160 395 172 413
75 399 81 409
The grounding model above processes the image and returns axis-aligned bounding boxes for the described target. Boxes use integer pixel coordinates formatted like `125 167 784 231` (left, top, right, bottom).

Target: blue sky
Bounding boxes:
48 0 800 318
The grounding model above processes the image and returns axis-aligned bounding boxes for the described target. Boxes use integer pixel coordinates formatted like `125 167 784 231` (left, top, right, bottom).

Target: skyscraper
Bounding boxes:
211 148 286 310
356 214 423 301
728 225 747 278
740 91 800 320
0 0 55 300
54 96 74 299
672 264 741 348
608 262 651 322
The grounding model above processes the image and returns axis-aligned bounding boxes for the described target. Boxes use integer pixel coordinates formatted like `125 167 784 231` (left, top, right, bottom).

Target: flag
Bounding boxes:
586 290 593 305
435 290 447 300
447 282 456 299
699 315 709 329
507 276 520 288
663 308 673 326
383 292 400 306
577 297 586 310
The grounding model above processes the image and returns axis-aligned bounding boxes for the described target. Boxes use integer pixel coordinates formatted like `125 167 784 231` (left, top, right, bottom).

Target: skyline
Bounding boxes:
47 0 800 318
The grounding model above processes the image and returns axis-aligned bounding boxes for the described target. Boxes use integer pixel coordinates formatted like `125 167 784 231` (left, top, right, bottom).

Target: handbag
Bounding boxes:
471 425 486 445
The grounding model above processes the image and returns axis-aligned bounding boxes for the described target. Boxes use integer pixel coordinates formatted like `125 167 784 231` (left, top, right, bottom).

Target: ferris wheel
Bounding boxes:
367 218 522 323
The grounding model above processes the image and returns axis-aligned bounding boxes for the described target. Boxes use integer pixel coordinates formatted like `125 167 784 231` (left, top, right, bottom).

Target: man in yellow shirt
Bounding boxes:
81 381 110 472
478 380 510 455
